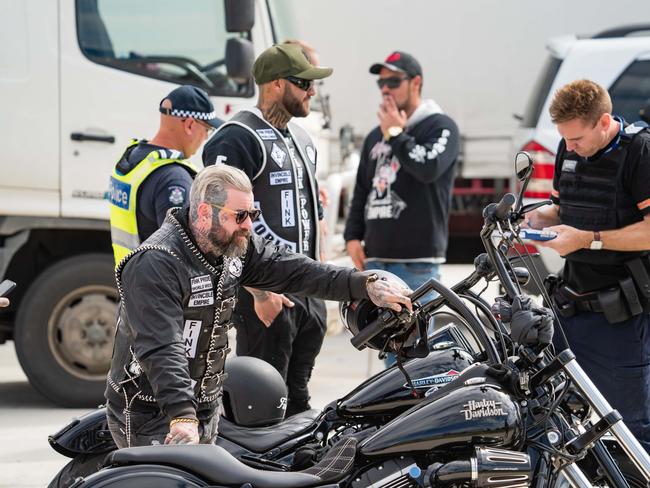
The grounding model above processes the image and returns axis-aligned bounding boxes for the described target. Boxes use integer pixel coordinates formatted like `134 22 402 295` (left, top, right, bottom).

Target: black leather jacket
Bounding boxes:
106 207 370 422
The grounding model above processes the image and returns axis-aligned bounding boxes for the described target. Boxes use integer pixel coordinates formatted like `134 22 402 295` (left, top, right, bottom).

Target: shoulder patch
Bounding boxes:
625 124 646 135
167 185 186 206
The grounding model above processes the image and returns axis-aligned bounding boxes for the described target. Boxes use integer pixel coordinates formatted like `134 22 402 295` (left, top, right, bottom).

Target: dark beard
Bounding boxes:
283 85 309 118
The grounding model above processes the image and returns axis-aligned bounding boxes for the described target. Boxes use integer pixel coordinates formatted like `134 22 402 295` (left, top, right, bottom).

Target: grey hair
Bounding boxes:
189 165 252 220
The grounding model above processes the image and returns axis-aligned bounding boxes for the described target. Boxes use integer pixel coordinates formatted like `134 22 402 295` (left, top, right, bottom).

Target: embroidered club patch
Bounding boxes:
228 257 243 277
183 320 202 358
271 143 287 168
188 291 214 308
305 145 316 165
256 128 277 140
190 275 212 292
270 170 292 186
281 190 295 227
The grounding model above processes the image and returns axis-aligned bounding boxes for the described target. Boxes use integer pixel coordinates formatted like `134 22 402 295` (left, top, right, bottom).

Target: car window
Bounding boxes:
75 0 253 97
522 56 562 128
610 60 650 123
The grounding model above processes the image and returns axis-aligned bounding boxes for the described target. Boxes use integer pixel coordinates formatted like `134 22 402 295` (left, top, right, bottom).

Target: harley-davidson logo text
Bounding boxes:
460 399 507 420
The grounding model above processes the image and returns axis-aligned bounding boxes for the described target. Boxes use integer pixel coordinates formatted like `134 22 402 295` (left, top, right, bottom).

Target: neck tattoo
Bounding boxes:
190 220 216 257
261 103 291 129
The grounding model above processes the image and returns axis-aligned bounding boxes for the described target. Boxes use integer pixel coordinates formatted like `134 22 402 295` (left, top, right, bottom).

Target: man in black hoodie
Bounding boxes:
344 51 460 366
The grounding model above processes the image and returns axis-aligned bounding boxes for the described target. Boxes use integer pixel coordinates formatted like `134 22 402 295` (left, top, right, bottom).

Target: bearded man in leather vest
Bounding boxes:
202 43 332 416
105 164 412 448
527 79 650 452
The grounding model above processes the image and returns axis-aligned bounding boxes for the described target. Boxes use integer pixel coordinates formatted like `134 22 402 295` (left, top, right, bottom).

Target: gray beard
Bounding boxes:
213 231 249 258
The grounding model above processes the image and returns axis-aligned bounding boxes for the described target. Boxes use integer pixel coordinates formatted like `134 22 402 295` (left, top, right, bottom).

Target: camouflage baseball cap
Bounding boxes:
252 43 333 85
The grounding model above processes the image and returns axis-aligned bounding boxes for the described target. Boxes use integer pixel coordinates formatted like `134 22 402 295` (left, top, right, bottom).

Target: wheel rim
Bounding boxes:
48 285 118 380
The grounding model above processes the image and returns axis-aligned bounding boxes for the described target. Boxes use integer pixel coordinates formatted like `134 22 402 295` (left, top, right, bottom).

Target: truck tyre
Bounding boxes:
14 254 118 407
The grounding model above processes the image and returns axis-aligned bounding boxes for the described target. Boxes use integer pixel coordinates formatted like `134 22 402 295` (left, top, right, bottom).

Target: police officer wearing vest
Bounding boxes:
527 79 650 451
202 44 332 416
109 85 222 265
105 164 412 447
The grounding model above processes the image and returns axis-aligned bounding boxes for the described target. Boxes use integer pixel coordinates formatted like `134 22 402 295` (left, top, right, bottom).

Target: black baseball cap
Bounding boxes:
159 85 222 128
369 51 422 78
253 44 333 85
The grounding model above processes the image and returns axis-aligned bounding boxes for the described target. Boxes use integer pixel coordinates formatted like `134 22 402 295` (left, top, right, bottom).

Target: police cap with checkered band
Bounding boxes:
159 85 223 128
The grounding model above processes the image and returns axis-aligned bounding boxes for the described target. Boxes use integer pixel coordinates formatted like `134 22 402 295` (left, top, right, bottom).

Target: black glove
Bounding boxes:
510 295 554 353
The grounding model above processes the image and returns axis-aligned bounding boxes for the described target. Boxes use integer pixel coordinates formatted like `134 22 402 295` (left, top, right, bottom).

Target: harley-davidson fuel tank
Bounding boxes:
359 378 523 457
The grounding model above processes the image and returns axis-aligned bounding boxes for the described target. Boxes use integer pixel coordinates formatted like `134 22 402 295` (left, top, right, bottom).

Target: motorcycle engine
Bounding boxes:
350 457 421 488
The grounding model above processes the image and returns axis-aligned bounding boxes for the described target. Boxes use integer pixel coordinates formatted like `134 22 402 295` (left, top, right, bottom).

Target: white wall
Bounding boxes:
285 1 650 158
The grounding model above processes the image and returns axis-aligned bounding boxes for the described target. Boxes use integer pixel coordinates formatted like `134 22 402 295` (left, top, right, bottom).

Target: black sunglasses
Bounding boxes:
285 76 314 91
377 76 409 89
210 204 262 224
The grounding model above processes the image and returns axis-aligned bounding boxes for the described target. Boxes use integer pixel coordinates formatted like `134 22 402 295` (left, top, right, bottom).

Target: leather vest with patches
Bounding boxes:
108 208 240 413
217 110 320 258
557 124 649 265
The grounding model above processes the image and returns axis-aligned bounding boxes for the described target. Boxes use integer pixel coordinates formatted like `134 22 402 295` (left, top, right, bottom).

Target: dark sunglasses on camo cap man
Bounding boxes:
284 76 314 91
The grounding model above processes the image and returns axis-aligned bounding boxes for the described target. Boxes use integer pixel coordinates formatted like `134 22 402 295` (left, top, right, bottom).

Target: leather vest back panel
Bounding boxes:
216 110 320 258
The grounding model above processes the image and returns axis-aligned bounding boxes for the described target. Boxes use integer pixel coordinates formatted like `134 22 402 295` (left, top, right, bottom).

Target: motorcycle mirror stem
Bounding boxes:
513 151 534 215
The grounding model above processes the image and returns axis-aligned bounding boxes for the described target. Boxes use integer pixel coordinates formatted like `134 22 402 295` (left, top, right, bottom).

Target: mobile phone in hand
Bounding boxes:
0 280 16 298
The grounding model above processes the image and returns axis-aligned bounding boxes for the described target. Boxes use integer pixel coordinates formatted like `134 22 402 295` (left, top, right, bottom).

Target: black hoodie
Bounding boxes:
344 100 459 261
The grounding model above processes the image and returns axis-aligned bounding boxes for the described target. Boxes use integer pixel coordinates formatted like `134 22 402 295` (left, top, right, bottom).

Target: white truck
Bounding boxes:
0 0 331 407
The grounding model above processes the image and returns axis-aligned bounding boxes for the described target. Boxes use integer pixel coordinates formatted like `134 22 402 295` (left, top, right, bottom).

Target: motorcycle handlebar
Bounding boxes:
483 193 516 222
349 313 392 349
350 279 438 350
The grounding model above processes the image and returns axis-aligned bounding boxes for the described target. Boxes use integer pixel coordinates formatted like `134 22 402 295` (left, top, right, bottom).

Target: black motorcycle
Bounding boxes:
48 320 481 485
52 153 650 487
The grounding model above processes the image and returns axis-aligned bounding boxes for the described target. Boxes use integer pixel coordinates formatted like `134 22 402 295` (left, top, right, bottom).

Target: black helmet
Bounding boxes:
339 270 413 350
222 356 288 427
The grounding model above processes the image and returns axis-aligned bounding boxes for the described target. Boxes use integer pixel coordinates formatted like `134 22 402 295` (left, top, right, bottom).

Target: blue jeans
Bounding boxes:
365 261 441 367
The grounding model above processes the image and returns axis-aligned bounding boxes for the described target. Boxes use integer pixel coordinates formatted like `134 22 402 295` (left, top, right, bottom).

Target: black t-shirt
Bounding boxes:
552 125 650 291
130 142 195 241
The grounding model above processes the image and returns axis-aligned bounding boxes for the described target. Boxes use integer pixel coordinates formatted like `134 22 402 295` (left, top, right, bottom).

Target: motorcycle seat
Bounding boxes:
217 408 321 453
108 436 358 487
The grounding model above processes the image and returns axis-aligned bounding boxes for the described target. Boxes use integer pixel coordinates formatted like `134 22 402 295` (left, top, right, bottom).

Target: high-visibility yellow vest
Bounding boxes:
108 139 197 266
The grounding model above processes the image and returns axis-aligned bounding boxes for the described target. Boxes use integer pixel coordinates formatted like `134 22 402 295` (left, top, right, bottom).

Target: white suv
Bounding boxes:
512 25 650 282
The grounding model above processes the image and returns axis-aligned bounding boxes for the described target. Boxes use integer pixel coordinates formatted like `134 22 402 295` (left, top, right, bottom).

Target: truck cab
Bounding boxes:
0 0 324 406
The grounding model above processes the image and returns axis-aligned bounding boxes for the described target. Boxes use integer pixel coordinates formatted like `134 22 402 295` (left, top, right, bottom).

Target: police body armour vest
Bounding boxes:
215 109 321 259
557 122 649 265
108 140 197 266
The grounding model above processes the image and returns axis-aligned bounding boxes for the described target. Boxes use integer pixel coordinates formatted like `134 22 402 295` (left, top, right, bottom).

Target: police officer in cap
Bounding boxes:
109 85 222 265
527 79 650 451
202 43 332 416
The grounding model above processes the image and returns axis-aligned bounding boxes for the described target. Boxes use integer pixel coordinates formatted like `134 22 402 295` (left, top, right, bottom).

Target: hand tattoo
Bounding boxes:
367 280 413 312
